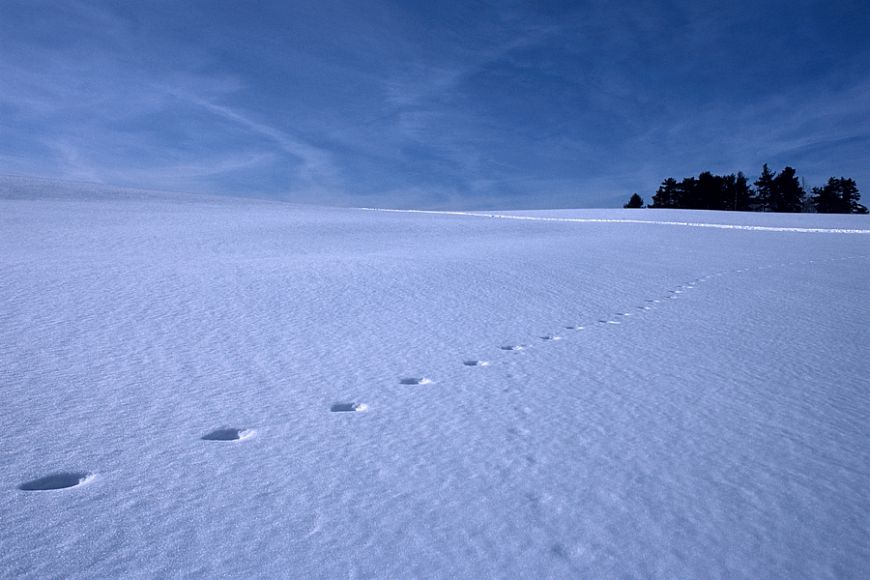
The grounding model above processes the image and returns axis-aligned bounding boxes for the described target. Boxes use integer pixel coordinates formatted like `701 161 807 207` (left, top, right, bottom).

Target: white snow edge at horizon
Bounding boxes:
358 207 870 234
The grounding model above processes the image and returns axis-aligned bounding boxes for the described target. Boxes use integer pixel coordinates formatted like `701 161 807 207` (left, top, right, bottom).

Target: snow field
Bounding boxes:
2 193 869 577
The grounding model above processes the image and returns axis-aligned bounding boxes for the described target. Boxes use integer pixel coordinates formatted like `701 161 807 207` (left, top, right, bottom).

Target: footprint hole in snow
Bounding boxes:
201 428 255 441
330 402 368 413
400 377 433 385
463 360 491 367
19 472 94 491
541 335 562 341
500 345 525 351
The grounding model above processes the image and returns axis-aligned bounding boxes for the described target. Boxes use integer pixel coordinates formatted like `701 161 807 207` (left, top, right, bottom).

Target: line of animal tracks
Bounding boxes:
328 254 868 416
15 241 867 492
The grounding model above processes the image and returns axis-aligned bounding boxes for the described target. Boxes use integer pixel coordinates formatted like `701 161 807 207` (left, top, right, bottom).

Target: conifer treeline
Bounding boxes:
625 165 867 213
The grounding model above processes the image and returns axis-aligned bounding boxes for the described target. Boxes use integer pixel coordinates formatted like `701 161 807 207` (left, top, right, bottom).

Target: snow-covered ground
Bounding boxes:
2 187 869 578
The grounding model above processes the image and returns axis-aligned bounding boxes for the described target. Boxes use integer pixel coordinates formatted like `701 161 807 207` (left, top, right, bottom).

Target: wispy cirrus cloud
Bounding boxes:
1 0 868 208
167 92 339 188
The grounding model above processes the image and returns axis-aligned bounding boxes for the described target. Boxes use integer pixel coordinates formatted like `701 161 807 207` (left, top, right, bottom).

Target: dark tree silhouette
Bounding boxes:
693 172 719 209
773 166 806 212
645 166 862 214
624 193 645 208
811 177 868 214
650 177 680 208
845 181 868 214
754 164 777 212
676 177 699 209
724 172 755 211
811 178 843 213
654 172 754 211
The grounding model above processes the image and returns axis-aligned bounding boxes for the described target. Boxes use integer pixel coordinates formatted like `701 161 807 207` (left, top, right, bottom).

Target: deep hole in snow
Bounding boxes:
19 472 93 491
400 377 432 385
201 428 253 441
330 402 368 413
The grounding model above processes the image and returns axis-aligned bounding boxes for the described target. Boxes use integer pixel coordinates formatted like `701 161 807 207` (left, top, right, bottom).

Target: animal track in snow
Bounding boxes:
541 335 562 341
598 319 621 325
463 360 491 367
500 345 525 351
330 402 369 413
201 428 255 441
565 325 585 330
19 472 94 491
400 377 433 385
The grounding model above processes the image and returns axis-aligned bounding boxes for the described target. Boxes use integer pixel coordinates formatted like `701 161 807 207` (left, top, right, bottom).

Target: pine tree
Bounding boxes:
650 178 680 208
678 176 700 209
811 178 845 213
841 178 868 214
624 193 644 208
774 166 806 212
732 172 755 211
812 177 868 214
696 172 725 210
754 164 777 211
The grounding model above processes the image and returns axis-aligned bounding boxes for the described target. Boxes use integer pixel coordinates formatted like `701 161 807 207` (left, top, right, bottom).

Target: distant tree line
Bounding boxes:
624 165 867 214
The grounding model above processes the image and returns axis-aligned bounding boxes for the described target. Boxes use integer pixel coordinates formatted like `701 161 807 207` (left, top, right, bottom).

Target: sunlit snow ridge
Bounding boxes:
359 208 870 234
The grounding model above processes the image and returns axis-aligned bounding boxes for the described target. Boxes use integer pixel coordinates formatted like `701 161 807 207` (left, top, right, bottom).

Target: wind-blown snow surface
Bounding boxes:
2 191 869 578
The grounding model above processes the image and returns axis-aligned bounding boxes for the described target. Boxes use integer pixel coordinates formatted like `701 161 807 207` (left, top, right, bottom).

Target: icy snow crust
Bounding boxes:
2 193 869 578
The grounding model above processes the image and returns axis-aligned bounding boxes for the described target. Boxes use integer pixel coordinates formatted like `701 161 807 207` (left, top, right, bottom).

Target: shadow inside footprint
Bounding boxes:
400 377 433 385
463 360 490 367
19 472 93 491
500 345 524 351
331 402 368 412
202 428 254 441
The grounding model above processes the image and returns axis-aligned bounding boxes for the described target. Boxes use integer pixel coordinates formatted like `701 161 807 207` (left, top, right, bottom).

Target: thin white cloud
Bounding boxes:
167 90 339 187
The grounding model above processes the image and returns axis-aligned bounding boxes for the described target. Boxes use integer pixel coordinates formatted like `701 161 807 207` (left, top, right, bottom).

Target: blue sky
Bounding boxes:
1 0 868 208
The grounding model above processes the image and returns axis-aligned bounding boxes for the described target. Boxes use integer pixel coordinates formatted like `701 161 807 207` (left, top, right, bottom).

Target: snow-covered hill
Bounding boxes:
2 188 869 578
